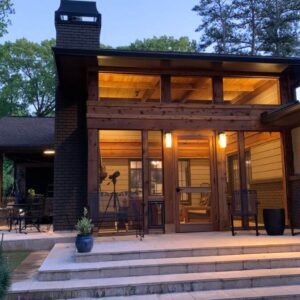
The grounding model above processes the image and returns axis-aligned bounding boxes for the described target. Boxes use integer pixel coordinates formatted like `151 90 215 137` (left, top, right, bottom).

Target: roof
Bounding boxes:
53 47 300 75
261 102 300 128
0 117 54 150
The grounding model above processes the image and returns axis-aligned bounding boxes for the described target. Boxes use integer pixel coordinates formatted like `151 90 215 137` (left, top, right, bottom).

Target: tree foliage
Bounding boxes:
118 35 197 52
0 0 14 38
0 39 56 117
193 0 300 56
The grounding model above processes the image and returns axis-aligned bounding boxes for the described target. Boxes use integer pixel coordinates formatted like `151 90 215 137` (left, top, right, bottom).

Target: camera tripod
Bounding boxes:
99 176 125 231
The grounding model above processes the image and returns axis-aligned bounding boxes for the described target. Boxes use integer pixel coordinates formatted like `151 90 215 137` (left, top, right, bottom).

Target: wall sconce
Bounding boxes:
219 132 227 149
165 132 172 149
43 149 55 155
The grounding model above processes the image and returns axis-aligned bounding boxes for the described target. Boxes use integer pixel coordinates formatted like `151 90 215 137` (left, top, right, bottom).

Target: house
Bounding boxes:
1 0 300 234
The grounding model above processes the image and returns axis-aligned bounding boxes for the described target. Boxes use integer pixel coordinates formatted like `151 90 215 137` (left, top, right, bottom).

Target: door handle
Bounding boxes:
176 187 181 193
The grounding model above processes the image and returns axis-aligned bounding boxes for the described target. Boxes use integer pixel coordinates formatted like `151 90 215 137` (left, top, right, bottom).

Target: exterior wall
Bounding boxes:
53 87 87 230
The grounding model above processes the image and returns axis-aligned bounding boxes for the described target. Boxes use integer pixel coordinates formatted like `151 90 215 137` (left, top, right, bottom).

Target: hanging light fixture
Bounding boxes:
165 132 172 148
219 132 227 149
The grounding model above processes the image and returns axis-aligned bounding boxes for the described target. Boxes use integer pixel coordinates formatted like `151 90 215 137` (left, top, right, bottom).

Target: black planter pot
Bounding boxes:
263 208 285 235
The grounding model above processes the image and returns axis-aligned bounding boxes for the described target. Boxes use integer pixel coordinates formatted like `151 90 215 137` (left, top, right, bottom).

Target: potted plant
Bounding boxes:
75 207 94 253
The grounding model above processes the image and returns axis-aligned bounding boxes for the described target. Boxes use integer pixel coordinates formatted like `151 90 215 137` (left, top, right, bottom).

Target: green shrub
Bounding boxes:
0 234 11 300
75 207 93 236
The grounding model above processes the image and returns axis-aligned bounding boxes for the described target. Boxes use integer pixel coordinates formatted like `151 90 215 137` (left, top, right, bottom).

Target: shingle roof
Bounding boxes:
0 117 54 149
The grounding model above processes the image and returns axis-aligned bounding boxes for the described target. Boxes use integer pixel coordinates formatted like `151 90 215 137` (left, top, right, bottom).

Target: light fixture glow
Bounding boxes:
219 132 227 149
43 149 55 155
165 132 172 148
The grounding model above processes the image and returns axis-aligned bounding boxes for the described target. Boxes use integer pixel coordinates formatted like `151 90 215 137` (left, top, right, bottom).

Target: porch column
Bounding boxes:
0 154 3 206
237 131 248 229
163 131 176 232
87 70 99 223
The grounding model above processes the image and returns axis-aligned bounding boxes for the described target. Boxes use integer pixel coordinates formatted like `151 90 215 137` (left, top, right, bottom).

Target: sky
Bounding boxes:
2 0 200 47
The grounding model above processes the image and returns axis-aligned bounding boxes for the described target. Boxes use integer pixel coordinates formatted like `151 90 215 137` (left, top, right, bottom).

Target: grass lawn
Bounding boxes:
3 251 31 272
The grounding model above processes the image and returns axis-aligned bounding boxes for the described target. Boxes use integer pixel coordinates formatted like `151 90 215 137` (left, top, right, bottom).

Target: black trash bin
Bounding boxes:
263 208 285 235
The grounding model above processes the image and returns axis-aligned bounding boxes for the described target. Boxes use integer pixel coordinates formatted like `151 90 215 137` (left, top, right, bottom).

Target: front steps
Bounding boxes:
8 233 300 299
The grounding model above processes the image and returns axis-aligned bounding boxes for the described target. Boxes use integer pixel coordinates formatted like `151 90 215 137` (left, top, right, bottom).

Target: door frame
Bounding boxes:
173 130 219 232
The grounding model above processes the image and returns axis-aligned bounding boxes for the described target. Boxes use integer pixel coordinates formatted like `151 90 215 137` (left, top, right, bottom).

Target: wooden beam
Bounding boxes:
161 75 171 103
213 76 224 103
87 129 99 223
142 80 160 102
98 66 281 78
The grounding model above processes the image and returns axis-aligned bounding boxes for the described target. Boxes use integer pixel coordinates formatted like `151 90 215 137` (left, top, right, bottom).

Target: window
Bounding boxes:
149 160 163 196
178 160 190 204
129 160 142 197
223 77 280 105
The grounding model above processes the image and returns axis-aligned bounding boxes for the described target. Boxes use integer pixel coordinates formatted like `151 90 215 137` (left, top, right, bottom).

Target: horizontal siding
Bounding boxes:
251 139 283 181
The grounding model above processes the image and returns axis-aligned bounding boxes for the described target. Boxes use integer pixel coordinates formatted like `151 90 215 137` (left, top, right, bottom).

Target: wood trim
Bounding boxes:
87 71 98 102
213 76 224 103
87 129 99 222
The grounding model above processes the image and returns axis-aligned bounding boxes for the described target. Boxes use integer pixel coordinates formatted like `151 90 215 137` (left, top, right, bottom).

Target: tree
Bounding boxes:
118 36 197 52
193 0 237 54
0 0 14 38
232 0 264 55
0 39 56 117
260 0 300 56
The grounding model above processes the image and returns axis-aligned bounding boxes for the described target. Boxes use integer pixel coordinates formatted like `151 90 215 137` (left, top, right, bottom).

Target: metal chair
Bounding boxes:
228 189 259 236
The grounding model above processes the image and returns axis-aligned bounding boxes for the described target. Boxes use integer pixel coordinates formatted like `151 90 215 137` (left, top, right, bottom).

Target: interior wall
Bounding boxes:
292 127 300 175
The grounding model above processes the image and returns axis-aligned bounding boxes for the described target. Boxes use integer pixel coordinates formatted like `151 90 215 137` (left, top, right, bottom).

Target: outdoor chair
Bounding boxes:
228 189 259 236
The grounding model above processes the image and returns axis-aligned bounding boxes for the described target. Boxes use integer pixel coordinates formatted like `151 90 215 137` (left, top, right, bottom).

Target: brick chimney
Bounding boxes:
55 0 101 49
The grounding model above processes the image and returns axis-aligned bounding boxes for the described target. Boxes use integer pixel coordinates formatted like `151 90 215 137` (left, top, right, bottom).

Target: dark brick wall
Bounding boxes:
53 88 87 230
56 23 100 49
290 179 300 228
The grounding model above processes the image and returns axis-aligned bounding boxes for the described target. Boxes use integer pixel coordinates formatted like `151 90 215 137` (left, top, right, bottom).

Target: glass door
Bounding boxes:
175 135 214 232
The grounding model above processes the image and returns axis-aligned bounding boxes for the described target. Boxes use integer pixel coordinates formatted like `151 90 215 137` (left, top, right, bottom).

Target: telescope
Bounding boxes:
109 171 120 182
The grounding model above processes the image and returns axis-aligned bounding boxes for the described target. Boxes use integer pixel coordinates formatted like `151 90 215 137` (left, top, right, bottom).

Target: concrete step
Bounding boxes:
75 242 300 263
66 285 300 299
38 251 300 281
8 268 300 299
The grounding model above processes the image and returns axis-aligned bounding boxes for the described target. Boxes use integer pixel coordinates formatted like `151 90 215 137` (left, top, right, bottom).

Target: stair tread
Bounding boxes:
11 267 300 293
67 285 300 300
40 250 300 273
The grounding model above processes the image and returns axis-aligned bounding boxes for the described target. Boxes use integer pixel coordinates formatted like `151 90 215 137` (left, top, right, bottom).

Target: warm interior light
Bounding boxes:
219 132 227 149
43 149 55 155
165 133 172 148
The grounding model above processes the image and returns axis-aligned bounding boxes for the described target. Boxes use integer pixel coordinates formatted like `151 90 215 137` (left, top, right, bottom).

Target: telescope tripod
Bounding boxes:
99 179 127 232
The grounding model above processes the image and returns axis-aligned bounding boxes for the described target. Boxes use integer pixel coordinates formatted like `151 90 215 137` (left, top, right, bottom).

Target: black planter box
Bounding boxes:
263 208 285 235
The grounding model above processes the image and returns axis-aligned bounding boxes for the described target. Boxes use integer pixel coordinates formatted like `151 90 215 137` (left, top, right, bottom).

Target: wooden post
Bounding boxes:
87 129 99 223
87 70 99 223
281 130 294 227
142 131 149 233
237 131 248 229
213 76 224 103
163 131 176 232
216 132 229 230
161 75 171 103
0 154 3 206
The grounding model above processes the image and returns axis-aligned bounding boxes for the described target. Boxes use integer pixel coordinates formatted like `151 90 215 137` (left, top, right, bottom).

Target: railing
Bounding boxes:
148 200 165 233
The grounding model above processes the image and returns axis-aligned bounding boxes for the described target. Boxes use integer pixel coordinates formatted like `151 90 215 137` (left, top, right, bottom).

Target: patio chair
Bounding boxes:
228 189 259 236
